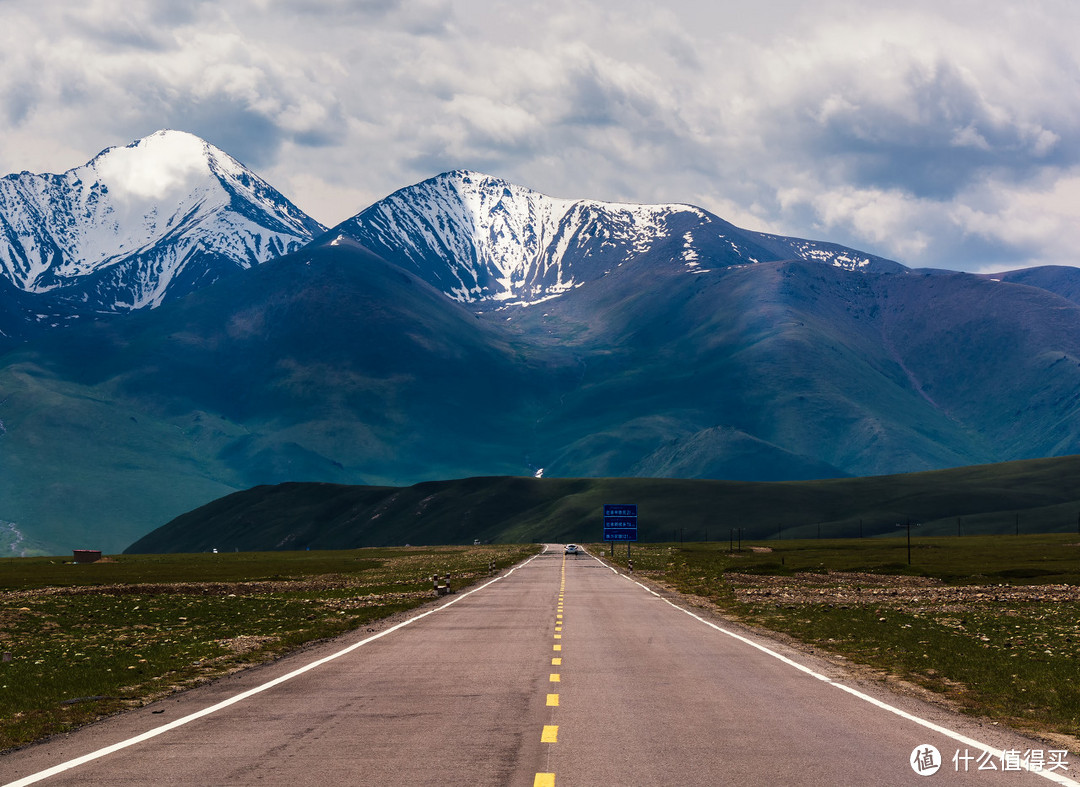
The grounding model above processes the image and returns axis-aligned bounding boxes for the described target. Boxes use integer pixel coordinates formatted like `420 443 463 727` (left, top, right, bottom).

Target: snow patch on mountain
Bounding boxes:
755 234 882 270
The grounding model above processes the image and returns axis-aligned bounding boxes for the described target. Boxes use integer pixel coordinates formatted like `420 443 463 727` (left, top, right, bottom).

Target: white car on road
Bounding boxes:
564 544 580 555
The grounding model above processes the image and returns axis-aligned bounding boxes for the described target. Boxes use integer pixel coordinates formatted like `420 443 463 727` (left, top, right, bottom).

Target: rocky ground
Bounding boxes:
726 571 1080 609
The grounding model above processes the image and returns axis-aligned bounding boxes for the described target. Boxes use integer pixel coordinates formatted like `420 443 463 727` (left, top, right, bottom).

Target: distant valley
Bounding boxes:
2 132 1080 555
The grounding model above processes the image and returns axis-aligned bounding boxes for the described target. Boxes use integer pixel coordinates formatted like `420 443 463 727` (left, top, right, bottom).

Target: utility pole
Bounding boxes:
896 519 920 565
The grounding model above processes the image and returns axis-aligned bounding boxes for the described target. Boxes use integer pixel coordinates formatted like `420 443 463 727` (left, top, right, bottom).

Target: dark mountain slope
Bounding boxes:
990 266 1080 306
501 260 1009 479
869 271 1080 458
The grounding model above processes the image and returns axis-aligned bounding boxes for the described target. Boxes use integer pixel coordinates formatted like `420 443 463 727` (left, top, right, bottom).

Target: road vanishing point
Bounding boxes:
3 546 1078 786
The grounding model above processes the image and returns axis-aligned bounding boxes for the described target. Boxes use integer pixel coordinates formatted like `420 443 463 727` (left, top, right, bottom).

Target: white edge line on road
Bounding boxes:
595 555 1079 787
4 550 547 787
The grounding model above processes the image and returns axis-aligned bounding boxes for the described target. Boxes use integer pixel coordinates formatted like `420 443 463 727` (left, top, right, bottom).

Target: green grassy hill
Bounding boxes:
125 454 1080 553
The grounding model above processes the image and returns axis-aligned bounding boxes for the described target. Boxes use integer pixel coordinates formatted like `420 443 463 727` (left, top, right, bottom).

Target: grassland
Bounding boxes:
6 535 1078 755
0 544 539 752
593 534 1080 749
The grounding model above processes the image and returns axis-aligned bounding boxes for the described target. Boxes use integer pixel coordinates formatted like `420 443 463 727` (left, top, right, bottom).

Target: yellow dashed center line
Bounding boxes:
536 552 570 787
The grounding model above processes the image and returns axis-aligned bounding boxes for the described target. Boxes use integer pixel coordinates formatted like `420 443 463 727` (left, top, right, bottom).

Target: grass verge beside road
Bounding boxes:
592 535 1080 749
0 544 539 752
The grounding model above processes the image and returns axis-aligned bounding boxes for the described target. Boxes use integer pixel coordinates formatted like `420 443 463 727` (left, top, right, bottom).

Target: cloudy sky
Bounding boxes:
1 0 1077 273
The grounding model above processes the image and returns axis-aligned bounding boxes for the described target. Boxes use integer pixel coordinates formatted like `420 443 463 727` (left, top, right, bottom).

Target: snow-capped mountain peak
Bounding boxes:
334 169 717 305
0 129 324 314
330 169 900 307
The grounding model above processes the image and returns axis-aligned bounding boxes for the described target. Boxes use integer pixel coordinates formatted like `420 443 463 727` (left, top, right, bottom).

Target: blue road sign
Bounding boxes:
603 504 638 541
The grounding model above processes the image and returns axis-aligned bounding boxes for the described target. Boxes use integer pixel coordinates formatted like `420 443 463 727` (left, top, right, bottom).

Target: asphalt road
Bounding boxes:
3 546 1078 786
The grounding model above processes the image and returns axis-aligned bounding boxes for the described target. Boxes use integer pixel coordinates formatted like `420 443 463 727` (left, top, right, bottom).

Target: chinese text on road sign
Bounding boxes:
603 504 638 541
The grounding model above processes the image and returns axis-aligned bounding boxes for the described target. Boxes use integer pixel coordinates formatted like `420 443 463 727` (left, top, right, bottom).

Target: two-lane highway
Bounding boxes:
3 546 1077 786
